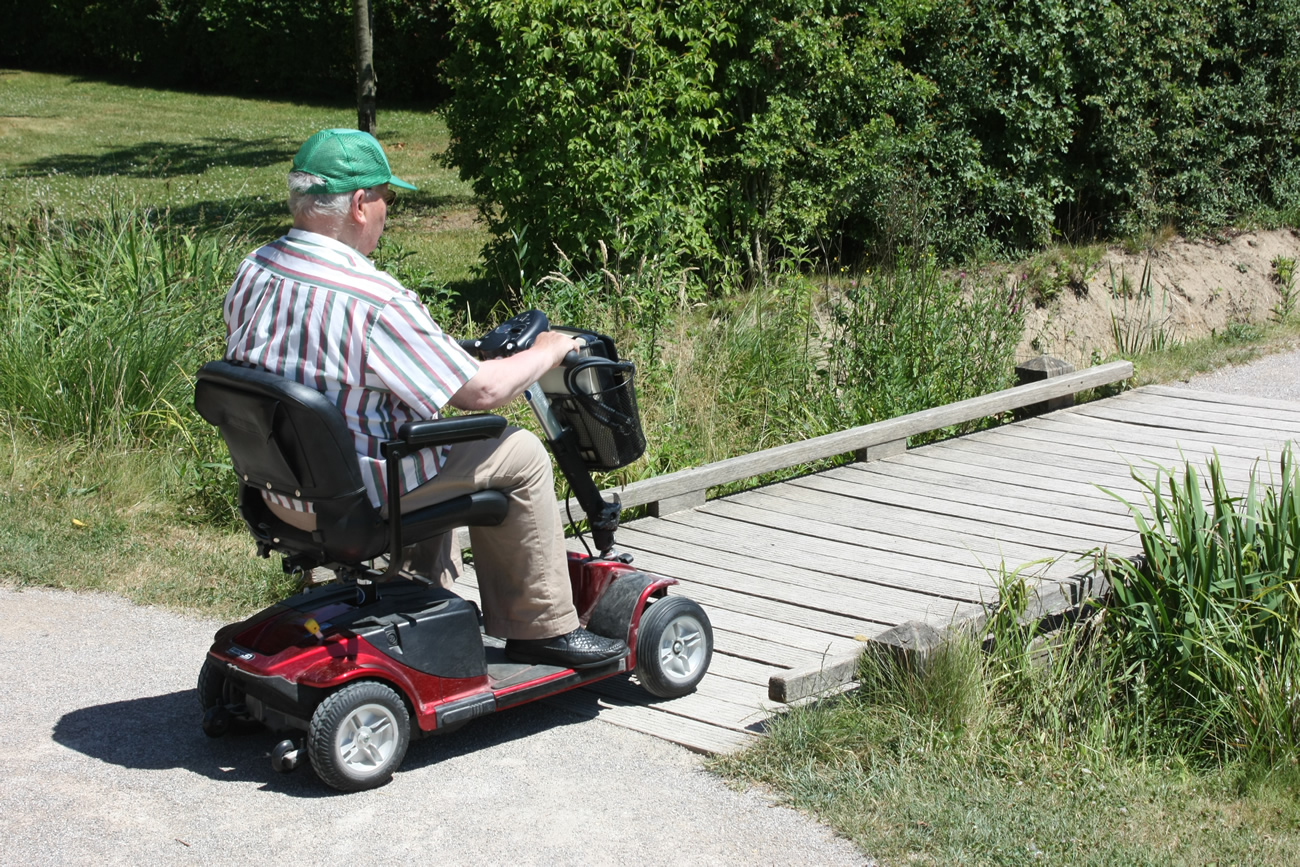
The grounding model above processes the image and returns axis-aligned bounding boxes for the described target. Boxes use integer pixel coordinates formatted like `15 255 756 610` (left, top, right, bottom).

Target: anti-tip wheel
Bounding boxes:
307 681 411 792
635 596 713 698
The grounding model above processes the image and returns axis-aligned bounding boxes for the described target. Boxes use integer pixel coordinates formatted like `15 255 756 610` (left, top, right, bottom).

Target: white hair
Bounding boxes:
287 171 352 222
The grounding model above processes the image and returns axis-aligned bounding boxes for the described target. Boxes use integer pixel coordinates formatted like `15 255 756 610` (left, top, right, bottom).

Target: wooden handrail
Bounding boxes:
562 360 1133 520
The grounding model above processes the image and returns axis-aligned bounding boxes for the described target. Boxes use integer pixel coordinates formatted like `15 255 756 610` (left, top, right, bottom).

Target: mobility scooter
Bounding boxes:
193 311 713 791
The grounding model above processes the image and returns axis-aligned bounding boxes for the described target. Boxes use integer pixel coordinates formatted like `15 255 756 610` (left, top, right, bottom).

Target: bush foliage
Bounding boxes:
441 0 1300 284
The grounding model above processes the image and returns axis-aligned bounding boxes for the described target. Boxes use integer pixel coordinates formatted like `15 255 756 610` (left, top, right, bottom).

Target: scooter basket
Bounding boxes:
546 358 646 470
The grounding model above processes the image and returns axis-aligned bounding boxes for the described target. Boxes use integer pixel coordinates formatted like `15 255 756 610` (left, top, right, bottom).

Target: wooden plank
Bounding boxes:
1022 410 1295 459
997 415 1292 477
733 480 1118 569
709 627 859 668
614 527 982 621
928 427 1269 487
626 515 1000 597
585 676 769 732
557 361 1133 520
863 449 1136 510
1140 384 1300 416
811 464 1140 538
832 460 1138 535
701 497 1064 575
544 688 758 753
1107 389 1300 428
655 569 897 639
729 487 1095 566
1071 401 1298 441
915 433 1164 487
705 652 790 687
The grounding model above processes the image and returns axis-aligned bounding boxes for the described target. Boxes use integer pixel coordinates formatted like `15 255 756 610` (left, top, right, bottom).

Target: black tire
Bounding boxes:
307 681 411 792
196 657 226 713
635 596 713 698
197 656 258 734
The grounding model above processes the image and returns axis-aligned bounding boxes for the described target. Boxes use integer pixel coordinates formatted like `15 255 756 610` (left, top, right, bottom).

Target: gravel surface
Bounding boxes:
1171 344 1300 401
0 585 863 866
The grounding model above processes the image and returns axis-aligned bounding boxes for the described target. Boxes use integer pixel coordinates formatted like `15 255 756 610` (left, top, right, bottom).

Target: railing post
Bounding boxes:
1015 355 1076 416
855 438 906 463
649 489 707 517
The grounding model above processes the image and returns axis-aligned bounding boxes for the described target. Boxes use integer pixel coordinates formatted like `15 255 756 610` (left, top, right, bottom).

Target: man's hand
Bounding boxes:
531 330 581 367
449 332 581 411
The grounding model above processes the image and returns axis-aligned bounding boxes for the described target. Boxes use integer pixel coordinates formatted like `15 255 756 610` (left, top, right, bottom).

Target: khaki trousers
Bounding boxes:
398 426 579 641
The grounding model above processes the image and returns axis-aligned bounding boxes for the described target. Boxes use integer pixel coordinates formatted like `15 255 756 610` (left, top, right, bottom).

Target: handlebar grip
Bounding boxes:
562 350 582 368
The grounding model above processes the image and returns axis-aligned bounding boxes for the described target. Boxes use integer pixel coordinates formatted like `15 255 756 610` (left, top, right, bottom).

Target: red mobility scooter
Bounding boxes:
193 311 712 791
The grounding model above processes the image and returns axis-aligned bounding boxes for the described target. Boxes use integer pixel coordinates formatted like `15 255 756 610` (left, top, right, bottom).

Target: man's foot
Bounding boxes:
505 627 628 670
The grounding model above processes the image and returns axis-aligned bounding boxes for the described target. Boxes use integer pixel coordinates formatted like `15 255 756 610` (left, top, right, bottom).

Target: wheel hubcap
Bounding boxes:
335 703 398 773
657 614 705 684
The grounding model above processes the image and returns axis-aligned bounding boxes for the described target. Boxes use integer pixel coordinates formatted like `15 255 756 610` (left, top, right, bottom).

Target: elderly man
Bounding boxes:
223 128 626 670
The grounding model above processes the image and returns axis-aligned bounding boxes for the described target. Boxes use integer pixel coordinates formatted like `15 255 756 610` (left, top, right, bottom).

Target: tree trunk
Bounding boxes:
354 0 377 134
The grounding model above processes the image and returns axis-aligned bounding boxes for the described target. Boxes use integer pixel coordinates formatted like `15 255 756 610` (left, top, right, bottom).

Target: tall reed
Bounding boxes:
1100 446 1300 763
0 199 246 445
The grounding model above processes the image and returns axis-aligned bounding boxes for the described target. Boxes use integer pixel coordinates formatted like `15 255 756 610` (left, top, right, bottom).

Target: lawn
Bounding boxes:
0 69 488 288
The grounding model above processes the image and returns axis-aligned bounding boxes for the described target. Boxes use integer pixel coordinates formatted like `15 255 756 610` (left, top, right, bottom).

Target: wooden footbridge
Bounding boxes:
459 362 1300 753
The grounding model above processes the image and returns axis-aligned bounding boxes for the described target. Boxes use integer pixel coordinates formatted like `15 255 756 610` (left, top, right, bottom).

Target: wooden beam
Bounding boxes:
561 360 1133 519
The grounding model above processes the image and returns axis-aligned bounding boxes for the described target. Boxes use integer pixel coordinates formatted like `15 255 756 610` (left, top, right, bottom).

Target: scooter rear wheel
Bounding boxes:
307 681 411 792
635 596 713 698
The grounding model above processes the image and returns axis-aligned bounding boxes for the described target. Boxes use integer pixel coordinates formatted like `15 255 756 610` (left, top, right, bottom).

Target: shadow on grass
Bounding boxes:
51 687 601 796
15 137 292 180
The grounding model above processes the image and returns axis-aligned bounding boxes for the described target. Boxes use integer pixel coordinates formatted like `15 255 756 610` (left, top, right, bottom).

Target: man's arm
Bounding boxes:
449 331 579 411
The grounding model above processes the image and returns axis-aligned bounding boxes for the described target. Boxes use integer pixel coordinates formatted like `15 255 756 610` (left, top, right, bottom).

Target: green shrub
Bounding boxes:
443 0 1300 284
442 0 733 300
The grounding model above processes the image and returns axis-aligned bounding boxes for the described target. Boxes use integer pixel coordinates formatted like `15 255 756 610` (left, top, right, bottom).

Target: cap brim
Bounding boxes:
389 176 418 191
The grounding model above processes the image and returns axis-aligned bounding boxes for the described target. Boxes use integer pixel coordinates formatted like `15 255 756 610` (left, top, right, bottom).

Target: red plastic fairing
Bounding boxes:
220 634 490 732
622 579 677 670
568 552 677 628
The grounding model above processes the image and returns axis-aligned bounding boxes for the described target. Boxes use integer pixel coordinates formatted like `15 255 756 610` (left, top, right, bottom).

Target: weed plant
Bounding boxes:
1100 447 1300 765
1273 255 1298 323
825 255 1024 436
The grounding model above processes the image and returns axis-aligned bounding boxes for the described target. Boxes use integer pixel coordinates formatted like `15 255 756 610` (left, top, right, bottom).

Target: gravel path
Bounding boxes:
1171 344 1300 401
0 586 863 865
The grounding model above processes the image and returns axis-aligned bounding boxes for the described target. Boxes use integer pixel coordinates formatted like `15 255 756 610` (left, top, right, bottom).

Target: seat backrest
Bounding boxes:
194 360 385 562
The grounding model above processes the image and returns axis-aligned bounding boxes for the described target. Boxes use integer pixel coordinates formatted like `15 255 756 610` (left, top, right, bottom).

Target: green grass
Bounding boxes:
0 435 294 618
717 638 1300 865
0 68 488 288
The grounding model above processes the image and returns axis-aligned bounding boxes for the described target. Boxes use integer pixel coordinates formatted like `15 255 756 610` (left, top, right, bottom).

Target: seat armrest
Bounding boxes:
395 414 508 450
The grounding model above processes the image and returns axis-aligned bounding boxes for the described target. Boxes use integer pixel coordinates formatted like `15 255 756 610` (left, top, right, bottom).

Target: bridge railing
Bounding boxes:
559 359 1134 521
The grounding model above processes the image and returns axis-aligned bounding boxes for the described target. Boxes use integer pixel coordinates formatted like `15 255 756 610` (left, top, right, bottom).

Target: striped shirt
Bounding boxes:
223 229 479 511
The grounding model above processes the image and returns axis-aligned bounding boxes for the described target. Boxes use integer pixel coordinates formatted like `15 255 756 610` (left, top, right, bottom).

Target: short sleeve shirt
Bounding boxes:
223 229 480 510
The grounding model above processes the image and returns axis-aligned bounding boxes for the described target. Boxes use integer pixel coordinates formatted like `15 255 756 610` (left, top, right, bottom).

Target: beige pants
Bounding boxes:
398 426 579 640
268 426 579 640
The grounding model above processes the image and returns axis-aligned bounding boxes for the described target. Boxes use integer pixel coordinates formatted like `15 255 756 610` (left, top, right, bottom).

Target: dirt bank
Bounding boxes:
1019 228 1300 366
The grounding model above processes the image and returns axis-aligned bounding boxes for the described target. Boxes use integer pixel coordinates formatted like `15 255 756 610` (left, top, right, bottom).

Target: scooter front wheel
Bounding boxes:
307 681 411 792
635 596 713 698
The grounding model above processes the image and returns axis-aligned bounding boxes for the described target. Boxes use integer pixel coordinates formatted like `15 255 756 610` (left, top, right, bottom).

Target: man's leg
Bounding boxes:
399 426 579 640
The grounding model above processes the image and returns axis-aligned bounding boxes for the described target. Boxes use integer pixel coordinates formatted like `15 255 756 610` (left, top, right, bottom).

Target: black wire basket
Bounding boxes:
546 357 646 470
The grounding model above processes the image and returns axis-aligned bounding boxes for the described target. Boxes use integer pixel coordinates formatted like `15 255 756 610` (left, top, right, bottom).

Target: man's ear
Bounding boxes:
349 188 368 224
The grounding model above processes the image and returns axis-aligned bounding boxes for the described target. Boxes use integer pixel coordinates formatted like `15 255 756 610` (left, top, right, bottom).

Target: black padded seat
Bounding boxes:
194 360 509 568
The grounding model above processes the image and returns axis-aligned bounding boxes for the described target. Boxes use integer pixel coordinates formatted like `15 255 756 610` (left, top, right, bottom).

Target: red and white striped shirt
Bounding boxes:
223 229 479 511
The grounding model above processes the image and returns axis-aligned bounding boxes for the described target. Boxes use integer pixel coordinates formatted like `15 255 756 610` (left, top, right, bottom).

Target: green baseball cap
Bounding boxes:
291 128 418 194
